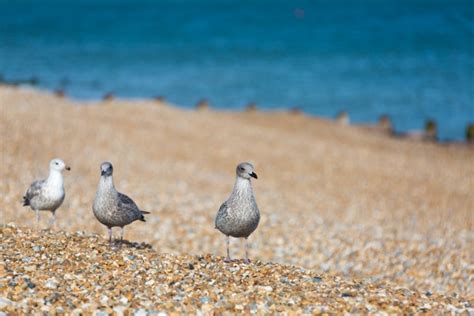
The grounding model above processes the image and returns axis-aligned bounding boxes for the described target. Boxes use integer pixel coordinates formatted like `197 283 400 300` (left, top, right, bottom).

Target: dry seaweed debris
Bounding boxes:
0 225 471 314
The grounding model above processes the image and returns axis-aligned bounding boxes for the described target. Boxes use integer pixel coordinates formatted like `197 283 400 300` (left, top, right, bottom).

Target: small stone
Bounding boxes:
200 296 211 304
24 278 36 289
134 309 148 316
32 245 42 252
56 306 65 313
45 293 60 304
145 279 154 286
173 294 184 302
258 286 273 292
120 296 129 305
45 278 59 289
280 277 290 284
420 303 431 311
113 306 127 315
71 309 83 316
312 276 322 283
25 264 37 271
40 306 51 313
0 297 13 308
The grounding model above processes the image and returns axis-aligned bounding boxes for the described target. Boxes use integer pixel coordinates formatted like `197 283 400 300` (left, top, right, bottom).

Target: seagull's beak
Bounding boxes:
250 172 258 179
65 166 71 171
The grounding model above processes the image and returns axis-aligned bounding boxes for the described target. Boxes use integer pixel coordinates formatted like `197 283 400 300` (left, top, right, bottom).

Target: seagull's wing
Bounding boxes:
23 179 45 206
117 192 140 212
217 201 228 217
215 201 229 228
117 192 147 221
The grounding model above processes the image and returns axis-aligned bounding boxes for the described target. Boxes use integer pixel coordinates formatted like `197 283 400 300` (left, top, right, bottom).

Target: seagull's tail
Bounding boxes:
139 210 150 222
22 196 30 206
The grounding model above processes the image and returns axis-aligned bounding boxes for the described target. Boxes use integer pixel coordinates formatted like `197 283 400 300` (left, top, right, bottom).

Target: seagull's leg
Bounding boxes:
35 209 40 230
244 237 251 264
49 210 56 230
224 235 231 262
119 227 124 248
108 227 113 246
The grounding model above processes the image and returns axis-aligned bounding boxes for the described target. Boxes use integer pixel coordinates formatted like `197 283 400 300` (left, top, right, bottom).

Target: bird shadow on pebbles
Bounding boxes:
8 225 153 251
107 239 153 250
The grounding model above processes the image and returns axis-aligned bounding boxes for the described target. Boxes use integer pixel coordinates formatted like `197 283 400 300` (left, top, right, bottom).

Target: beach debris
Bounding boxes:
196 98 210 110
335 111 350 125
245 102 258 112
398 119 438 142
2 76 39 86
289 106 302 115
103 92 115 101
465 123 474 143
357 114 394 135
154 95 166 103
424 119 438 141
54 89 66 97
378 114 394 134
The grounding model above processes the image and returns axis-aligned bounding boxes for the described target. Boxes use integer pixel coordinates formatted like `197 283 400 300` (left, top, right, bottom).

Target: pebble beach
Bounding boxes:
0 85 473 313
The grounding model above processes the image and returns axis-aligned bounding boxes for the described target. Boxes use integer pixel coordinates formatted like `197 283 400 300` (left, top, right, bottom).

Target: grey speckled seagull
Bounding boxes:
93 162 149 247
215 162 260 263
22 158 71 229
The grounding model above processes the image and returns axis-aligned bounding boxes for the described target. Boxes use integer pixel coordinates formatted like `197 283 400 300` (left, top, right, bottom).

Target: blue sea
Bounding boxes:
0 0 473 140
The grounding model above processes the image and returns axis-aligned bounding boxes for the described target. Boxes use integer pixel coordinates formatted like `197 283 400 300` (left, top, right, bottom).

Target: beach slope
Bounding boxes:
0 86 472 309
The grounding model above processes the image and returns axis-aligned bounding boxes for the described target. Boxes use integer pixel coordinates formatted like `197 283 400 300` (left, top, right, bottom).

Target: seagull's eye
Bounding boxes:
240 167 245 171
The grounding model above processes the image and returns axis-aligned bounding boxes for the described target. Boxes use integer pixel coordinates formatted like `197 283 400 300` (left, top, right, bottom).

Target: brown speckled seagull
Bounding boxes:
92 162 149 247
215 162 260 263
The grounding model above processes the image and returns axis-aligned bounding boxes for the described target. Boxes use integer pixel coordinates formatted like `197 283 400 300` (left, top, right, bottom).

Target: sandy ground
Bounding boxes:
0 85 473 307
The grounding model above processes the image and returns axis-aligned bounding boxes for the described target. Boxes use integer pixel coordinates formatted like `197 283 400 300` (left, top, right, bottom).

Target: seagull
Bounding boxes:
215 162 260 263
92 162 149 247
22 158 71 229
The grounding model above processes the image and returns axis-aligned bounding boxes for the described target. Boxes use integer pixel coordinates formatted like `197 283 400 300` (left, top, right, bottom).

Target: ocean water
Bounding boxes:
0 0 473 140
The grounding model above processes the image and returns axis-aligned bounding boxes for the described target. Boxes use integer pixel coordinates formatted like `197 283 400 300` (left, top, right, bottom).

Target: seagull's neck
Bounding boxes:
232 176 253 197
99 175 116 193
46 169 64 188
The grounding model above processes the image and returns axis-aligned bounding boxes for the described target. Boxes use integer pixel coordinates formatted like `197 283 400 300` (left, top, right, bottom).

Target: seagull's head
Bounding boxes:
100 162 113 177
236 162 257 180
49 158 70 172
